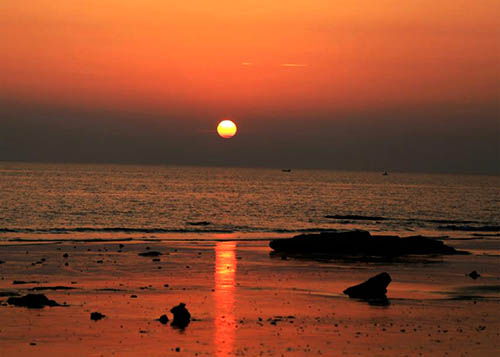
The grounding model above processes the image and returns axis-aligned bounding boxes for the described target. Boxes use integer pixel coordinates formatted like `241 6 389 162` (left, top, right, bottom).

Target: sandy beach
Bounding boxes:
1 239 498 356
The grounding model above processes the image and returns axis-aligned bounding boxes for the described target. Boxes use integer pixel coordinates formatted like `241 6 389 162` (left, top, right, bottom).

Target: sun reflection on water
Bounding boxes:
214 241 236 356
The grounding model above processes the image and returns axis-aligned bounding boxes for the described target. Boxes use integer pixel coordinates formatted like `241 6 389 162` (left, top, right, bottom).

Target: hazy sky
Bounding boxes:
1 1 498 173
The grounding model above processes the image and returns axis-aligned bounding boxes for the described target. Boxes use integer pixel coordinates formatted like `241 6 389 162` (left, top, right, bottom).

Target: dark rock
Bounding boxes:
325 215 387 221
468 271 480 280
29 286 76 291
7 294 60 308
187 221 211 226
0 291 20 297
170 303 191 328
269 230 467 257
90 312 105 321
12 280 39 285
138 251 162 257
343 272 392 300
157 314 169 324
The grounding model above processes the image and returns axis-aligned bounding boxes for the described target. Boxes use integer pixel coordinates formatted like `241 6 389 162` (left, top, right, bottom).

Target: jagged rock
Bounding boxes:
90 312 105 321
468 270 480 280
343 272 392 299
170 303 191 328
7 294 60 308
157 314 169 324
269 230 466 257
138 251 162 257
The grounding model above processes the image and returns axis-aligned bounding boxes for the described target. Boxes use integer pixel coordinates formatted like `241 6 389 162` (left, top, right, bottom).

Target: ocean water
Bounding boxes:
0 162 499 244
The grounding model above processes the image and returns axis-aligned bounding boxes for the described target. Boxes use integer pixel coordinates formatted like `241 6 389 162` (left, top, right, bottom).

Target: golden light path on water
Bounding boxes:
214 241 237 356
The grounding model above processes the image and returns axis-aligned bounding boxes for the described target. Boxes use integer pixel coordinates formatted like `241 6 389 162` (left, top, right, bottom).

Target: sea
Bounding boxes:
0 162 499 251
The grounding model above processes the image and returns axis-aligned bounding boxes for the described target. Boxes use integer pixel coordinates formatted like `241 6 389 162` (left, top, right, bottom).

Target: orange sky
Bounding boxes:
2 0 498 115
0 1 498 172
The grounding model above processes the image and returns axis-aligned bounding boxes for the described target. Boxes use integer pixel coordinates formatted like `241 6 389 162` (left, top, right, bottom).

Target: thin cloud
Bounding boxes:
281 63 308 67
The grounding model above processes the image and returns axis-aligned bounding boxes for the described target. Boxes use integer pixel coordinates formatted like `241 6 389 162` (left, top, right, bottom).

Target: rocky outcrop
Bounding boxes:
269 230 466 257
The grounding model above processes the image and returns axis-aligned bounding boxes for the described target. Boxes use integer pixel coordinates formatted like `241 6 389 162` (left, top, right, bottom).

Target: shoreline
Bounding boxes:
1 240 499 356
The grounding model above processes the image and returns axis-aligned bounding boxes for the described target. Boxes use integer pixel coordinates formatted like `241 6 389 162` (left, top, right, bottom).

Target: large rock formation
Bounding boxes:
269 230 466 257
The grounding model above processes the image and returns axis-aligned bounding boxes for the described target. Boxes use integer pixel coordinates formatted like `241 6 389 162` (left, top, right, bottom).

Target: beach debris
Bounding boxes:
468 271 480 280
7 294 60 309
170 303 191 328
90 312 106 321
157 314 169 324
269 230 467 257
138 251 162 257
343 272 392 300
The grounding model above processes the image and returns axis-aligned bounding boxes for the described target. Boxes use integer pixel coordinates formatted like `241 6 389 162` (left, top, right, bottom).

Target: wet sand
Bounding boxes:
0 240 499 356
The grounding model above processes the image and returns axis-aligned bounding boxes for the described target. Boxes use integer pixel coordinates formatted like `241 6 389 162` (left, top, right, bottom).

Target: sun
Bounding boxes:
217 120 237 139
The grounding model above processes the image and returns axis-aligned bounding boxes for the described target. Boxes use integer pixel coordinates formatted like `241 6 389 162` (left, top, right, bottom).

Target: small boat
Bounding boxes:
382 171 388 176
282 169 292 173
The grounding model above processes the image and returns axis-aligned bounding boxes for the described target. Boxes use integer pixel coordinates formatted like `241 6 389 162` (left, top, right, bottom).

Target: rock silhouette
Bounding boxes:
90 312 105 321
343 272 392 300
157 314 169 324
468 270 480 280
7 294 60 308
138 251 162 257
170 303 191 328
269 230 466 257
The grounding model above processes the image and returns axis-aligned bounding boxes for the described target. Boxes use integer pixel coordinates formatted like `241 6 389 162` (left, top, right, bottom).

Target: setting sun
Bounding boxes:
217 120 237 139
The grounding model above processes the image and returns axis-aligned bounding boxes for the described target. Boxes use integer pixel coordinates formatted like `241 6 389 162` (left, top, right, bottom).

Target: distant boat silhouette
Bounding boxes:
382 171 388 176
282 169 292 173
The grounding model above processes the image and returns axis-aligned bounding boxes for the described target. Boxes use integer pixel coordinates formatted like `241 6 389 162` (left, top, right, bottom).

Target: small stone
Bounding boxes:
158 314 169 324
90 312 105 321
138 251 162 257
468 271 480 280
